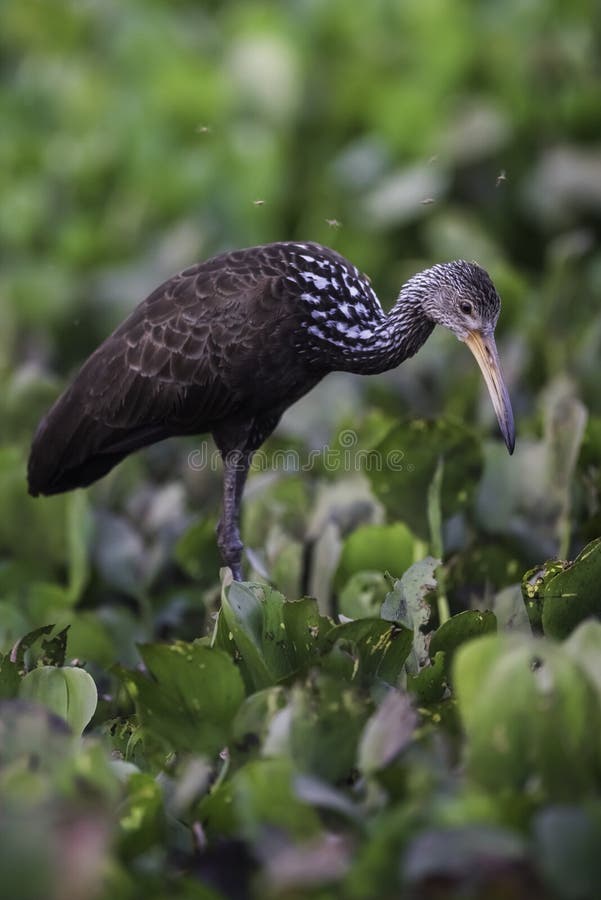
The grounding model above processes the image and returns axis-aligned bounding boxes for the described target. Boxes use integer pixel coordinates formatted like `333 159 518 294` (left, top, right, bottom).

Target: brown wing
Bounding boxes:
27 254 301 495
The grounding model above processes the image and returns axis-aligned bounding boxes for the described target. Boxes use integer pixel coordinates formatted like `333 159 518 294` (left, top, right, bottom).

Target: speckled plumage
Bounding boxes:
28 240 513 579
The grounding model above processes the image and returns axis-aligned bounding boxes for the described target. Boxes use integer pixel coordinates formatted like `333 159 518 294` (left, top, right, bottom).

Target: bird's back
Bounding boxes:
28 241 379 496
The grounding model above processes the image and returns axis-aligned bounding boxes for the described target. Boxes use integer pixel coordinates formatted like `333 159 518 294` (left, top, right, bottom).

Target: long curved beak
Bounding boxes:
464 330 515 454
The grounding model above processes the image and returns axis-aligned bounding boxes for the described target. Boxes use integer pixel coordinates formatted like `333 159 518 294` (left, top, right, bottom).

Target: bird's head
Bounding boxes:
409 260 515 454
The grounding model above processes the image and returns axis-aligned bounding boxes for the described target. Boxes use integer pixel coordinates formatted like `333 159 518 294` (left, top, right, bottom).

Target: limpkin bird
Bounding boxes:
28 241 515 581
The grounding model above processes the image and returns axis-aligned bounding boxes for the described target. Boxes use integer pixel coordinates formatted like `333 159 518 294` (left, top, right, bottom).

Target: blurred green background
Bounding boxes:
2 0 601 636
3 2 601 899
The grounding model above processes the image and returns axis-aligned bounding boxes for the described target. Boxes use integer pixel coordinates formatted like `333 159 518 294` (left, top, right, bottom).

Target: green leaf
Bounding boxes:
0 654 20 699
289 673 371 783
39 625 69 667
429 609 497 673
233 757 321 840
9 624 54 672
322 618 413 686
338 571 390 619
218 580 277 690
542 538 601 639
118 772 165 861
408 650 447 704
563 619 601 698
201 758 320 841
119 642 245 756
454 635 601 799
175 516 221 584
381 557 439 674
18 666 98 736
367 418 483 539
231 686 288 763
282 596 333 669
335 522 416 589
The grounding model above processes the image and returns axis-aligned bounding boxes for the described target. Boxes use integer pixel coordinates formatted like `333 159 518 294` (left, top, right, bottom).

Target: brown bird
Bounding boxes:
28 241 515 581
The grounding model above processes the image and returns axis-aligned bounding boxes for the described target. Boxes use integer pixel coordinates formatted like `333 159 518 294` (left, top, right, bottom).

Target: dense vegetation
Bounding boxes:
2 1 601 898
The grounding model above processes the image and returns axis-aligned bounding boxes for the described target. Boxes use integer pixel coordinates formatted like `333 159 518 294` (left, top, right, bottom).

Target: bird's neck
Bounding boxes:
337 286 435 375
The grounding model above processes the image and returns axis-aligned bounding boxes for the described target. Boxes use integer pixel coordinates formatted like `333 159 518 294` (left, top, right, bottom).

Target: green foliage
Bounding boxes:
522 538 601 638
2 0 601 896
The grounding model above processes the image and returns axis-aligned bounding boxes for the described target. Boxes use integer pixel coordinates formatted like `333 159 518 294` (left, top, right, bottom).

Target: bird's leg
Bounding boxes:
216 449 250 581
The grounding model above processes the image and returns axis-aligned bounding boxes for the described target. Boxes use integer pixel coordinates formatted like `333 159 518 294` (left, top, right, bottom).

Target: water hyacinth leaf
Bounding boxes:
323 618 413 686
39 625 69 667
289 675 372 783
202 757 321 842
358 689 417 775
119 642 244 755
454 635 601 798
563 619 601 698
521 559 567 633
0 654 20 699
367 418 483 539
381 557 439 674
541 538 601 639
9 623 54 672
118 772 165 861
408 650 447 704
338 571 390 619
18 665 98 736
282 596 333 668
231 686 288 762
334 522 416 589
429 609 497 673
234 757 322 841
174 516 221 584
218 580 274 690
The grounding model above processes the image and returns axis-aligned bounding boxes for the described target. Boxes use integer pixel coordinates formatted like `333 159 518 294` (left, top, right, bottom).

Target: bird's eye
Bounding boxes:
460 301 473 315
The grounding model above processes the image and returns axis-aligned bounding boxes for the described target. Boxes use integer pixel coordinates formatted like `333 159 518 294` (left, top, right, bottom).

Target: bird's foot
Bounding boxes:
216 522 244 581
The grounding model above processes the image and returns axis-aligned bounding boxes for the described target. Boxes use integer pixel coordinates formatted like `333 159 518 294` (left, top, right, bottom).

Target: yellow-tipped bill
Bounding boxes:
464 330 515 454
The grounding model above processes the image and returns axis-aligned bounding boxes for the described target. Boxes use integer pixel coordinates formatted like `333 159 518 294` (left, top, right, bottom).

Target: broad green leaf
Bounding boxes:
119 642 244 756
335 522 416 589
339 571 390 619
233 757 321 840
18 666 97 736
542 538 601 639
201 758 320 841
282 596 333 668
289 674 371 783
522 540 601 639
175 516 221 584
564 619 601 698
0 654 20 699
118 772 165 861
322 618 413 686
408 650 447 704
231 686 288 763
367 418 483 539
429 609 497 672
218 580 275 690
454 635 601 798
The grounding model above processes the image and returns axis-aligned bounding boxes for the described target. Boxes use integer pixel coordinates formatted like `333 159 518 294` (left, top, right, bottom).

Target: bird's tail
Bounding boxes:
27 382 165 497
